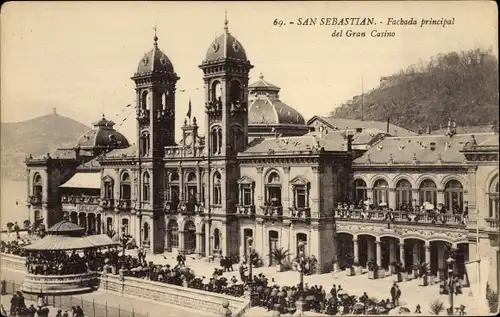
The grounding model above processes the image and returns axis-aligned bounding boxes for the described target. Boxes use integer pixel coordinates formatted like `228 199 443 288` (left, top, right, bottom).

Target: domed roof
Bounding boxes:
76 115 129 151
203 18 248 63
248 74 306 126
47 220 85 236
135 34 175 75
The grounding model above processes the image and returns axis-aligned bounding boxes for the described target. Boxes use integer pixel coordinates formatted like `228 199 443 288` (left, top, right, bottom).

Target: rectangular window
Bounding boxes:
242 186 252 206
295 187 307 208
106 218 113 232
214 186 221 205
104 182 113 199
120 184 131 200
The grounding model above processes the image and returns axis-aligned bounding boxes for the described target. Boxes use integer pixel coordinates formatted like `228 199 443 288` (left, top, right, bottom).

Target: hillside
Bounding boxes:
1 112 90 180
331 48 499 132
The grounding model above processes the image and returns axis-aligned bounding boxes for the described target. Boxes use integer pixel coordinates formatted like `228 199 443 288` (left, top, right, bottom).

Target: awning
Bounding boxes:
60 172 101 189
23 234 119 251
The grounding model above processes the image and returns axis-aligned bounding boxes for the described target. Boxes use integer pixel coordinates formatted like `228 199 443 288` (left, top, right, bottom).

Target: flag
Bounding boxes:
186 98 192 119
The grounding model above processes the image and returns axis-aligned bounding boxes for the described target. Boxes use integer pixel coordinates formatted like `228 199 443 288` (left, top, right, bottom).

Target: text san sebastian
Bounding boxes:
296 17 375 26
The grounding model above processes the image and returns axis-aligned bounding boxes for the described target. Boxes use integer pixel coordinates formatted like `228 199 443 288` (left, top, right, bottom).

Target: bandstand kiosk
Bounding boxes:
21 219 118 295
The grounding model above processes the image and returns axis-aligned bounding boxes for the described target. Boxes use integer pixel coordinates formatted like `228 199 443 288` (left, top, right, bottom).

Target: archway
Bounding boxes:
213 228 221 251
269 230 279 266
403 238 425 272
336 233 354 269
143 222 150 244
184 221 196 254
69 212 77 224
358 234 376 267
201 224 206 256
78 213 86 230
87 213 96 234
380 236 400 271
167 220 179 251
296 233 308 257
243 229 253 257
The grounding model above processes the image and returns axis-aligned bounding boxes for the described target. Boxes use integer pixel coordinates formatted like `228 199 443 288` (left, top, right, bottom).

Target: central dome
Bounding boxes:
204 18 247 62
76 115 129 153
135 35 175 75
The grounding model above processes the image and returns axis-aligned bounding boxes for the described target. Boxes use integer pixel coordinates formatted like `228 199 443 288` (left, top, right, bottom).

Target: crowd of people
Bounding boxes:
25 250 106 275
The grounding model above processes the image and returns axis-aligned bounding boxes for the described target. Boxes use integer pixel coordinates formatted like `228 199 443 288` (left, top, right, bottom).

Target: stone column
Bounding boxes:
375 239 382 267
399 241 405 268
257 167 264 206
178 166 184 201
425 242 431 265
283 167 291 212
196 232 203 255
389 188 396 209
437 189 445 207
220 168 227 212
178 230 185 252
312 167 321 217
196 166 202 202
366 188 374 203
353 237 359 263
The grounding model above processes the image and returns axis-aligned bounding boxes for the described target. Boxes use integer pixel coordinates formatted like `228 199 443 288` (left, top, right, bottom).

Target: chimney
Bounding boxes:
426 126 431 134
53 108 58 115
386 118 390 134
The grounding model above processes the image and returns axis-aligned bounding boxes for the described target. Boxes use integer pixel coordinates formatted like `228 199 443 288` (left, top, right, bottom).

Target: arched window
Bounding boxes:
140 132 150 156
373 179 389 208
120 172 131 200
444 180 464 213
185 172 197 205
213 228 221 250
230 80 242 103
141 90 150 110
354 179 367 203
167 220 179 249
210 126 222 155
265 171 282 206
211 81 222 102
213 172 222 205
231 126 241 151
162 92 167 110
142 172 150 202
489 178 499 218
33 173 43 197
396 179 413 208
419 179 437 207
103 177 113 200
167 172 180 208
143 222 150 242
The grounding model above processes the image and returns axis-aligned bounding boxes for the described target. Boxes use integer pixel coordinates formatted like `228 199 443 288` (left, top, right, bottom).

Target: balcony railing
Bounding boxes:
334 209 466 226
485 218 499 231
289 207 311 221
100 198 115 209
116 199 131 210
261 205 283 218
236 205 256 217
61 195 100 205
27 195 43 206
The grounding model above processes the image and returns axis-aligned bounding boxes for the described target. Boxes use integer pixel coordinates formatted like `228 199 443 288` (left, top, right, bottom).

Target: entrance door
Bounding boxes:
269 231 279 266
244 229 253 257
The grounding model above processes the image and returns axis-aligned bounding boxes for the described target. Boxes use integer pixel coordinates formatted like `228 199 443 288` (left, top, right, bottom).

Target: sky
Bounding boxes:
1 1 497 142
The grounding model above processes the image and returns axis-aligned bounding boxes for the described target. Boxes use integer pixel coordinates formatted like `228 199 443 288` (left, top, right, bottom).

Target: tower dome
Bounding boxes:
75 115 129 155
203 14 248 63
135 32 175 75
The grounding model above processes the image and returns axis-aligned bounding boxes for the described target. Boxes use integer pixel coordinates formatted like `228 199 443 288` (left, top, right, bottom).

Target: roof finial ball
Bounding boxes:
224 9 229 33
259 73 264 80
153 24 158 46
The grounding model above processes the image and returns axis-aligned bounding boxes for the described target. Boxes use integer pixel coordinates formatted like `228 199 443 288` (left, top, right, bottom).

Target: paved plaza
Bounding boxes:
127 249 486 316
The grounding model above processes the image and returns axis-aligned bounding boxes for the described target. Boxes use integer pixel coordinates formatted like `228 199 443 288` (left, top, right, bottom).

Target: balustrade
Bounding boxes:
116 199 131 210
260 205 283 218
62 195 100 205
485 218 499 231
236 205 256 217
164 145 205 158
27 195 43 206
100 198 115 208
333 208 465 226
289 207 311 221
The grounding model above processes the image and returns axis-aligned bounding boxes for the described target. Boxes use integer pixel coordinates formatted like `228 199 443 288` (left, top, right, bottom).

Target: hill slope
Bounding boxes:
1 113 90 180
331 48 499 132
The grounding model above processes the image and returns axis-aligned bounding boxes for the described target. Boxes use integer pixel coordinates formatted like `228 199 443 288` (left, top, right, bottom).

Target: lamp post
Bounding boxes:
120 225 131 260
446 256 456 315
247 237 254 284
295 241 307 313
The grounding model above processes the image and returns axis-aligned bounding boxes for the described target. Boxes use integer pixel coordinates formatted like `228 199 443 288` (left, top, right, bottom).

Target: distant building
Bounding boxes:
24 18 498 291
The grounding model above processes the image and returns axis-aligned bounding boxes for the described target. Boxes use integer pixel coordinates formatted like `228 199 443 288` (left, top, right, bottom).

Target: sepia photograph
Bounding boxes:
0 1 498 316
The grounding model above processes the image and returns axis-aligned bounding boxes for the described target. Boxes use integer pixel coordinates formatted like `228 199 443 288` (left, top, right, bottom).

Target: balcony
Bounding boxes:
164 145 205 158
99 198 115 209
236 205 256 218
333 208 466 227
261 205 283 221
61 195 100 205
27 195 43 206
230 101 247 114
164 201 179 214
136 108 150 124
485 218 499 232
289 207 311 222
205 100 222 116
116 199 131 210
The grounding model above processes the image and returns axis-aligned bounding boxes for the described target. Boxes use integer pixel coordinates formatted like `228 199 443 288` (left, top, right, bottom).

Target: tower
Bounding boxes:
199 15 253 257
131 31 180 253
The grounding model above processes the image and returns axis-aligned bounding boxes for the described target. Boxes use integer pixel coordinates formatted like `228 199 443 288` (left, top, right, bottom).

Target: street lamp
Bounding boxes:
446 256 456 315
295 241 307 313
120 225 131 260
247 237 254 284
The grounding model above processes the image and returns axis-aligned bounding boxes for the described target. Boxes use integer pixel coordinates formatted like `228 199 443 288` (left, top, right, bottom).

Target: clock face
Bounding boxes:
185 134 193 146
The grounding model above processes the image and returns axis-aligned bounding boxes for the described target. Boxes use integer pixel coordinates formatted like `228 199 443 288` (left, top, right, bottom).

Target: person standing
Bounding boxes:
395 284 402 306
390 283 397 306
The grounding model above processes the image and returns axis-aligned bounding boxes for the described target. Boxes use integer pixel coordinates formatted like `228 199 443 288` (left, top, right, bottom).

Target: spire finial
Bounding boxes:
224 10 229 33
153 23 158 46
259 73 264 80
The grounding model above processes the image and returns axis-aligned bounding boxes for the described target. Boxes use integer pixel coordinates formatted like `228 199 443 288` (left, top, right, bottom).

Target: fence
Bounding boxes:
3 280 148 317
